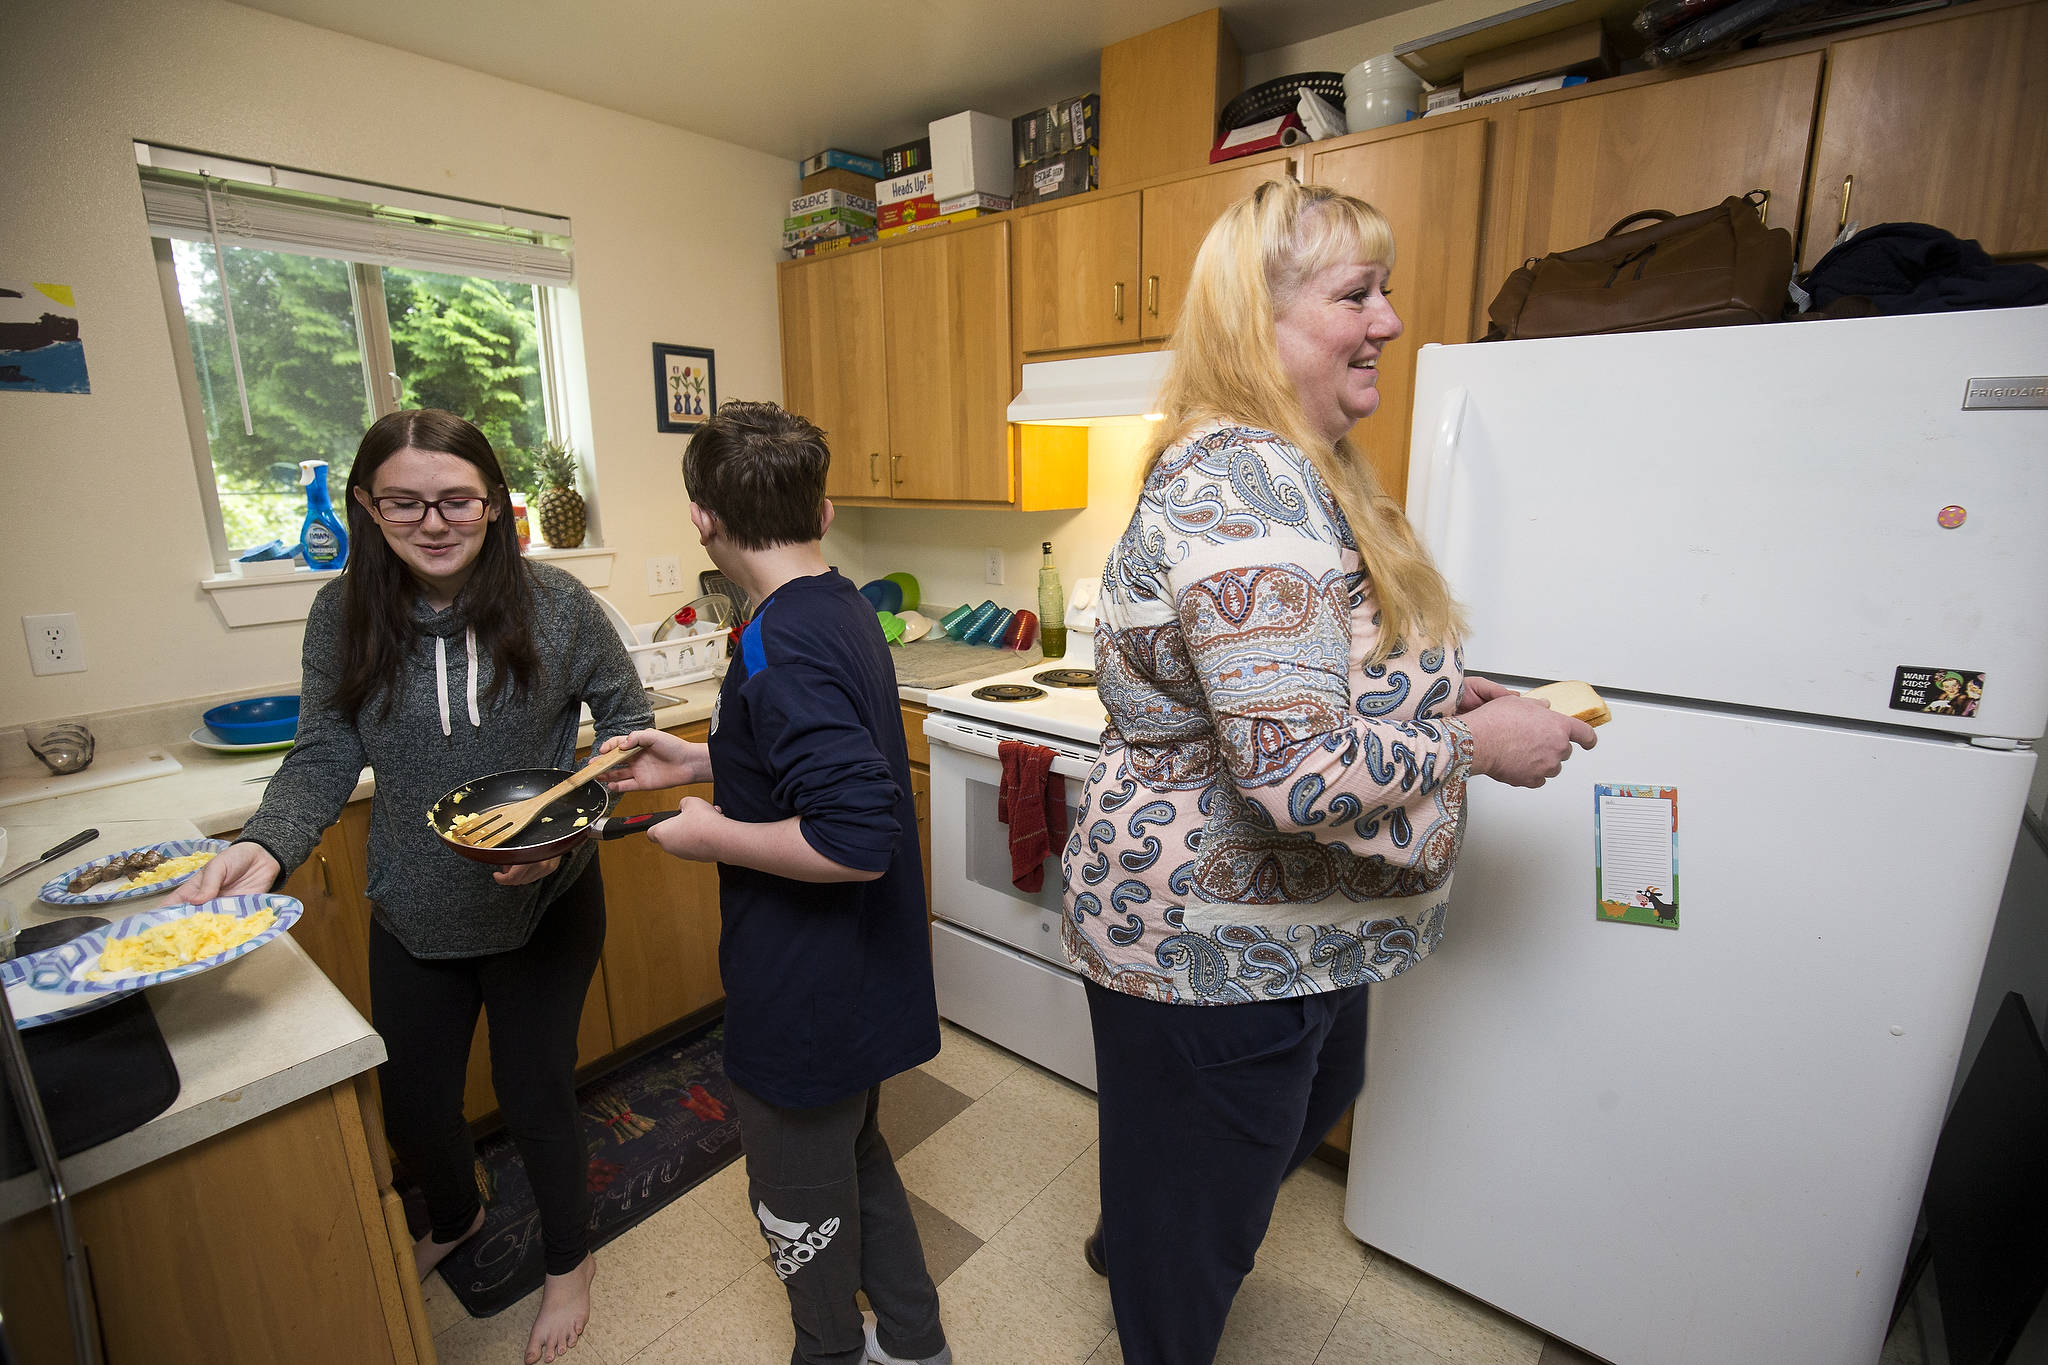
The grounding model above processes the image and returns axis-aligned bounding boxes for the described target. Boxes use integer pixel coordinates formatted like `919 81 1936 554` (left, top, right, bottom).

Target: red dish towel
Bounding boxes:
997 740 1067 893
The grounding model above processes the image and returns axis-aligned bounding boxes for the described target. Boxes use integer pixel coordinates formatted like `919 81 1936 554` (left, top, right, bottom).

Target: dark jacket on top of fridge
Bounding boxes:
708 569 939 1109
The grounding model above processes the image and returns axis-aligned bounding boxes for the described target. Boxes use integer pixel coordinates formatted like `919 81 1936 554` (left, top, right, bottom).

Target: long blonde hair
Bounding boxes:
1147 178 1464 663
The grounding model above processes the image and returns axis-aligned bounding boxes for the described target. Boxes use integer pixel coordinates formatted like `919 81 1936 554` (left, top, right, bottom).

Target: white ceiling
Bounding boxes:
233 0 1419 163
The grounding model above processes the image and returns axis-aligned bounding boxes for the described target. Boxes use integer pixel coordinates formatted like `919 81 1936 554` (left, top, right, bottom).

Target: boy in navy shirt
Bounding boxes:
601 402 949 1365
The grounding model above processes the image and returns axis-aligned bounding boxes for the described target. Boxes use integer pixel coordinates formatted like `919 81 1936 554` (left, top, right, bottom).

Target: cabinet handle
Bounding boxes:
891 453 904 486
1837 174 1854 232
1113 281 1124 323
317 852 332 896
1145 275 1159 317
869 451 880 486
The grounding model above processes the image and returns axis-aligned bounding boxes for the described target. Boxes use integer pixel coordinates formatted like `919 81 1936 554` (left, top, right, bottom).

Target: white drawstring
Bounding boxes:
435 636 452 737
465 626 481 729
433 628 484 738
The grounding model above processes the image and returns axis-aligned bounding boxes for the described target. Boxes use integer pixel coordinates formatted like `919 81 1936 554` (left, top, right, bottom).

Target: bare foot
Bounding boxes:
525 1252 596 1364
413 1205 485 1281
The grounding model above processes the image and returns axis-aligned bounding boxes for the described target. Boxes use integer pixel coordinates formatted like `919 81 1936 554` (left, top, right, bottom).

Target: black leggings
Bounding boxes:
370 857 605 1276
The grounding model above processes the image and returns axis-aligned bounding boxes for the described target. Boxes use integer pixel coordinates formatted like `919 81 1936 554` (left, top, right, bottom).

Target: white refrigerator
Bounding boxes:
1346 306 2048 1365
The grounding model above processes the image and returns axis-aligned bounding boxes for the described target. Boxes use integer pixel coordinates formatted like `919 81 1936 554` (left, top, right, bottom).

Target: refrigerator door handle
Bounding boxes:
1421 387 1469 555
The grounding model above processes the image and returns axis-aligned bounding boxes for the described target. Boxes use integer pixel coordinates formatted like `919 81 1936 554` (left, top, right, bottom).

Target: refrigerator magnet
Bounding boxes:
1890 666 1984 717
1595 784 1679 930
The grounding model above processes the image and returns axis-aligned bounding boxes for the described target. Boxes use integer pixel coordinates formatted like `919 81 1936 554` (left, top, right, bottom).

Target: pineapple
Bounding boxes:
532 439 587 549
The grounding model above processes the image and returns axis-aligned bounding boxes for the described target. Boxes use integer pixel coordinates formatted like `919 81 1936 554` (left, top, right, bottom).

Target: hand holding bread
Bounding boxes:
1462 679 1604 788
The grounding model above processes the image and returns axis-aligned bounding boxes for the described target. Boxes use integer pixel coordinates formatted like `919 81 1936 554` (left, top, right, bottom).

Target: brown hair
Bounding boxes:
335 409 537 721
1147 178 1465 663
682 401 831 549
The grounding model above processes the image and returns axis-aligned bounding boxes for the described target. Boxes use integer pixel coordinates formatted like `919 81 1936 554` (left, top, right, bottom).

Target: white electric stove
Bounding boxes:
921 598 1107 1088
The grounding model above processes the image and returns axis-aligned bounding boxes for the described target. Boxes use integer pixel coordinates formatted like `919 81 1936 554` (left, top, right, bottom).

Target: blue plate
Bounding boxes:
201 694 301 744
38 839 230 906
3 894 302 1028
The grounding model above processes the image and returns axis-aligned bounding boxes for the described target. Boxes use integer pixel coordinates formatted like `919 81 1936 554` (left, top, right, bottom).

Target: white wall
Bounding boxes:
0 0 820 729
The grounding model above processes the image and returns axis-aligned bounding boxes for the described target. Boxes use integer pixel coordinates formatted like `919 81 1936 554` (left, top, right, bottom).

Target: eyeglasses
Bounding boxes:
370 495 489 525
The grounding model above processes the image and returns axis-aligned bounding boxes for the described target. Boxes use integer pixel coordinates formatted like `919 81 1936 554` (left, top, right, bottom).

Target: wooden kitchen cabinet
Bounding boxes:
67 1082 425 1365
1098 8 1242 188
593 720 724 1048
902 701 933 915
1306 120 1490 501
778 249 891 499
1802 0 2048 266
1014 192 1142 352
1139 155 1296 341
275 801 375 1020
1496 52 1822 289
881 220 1015 503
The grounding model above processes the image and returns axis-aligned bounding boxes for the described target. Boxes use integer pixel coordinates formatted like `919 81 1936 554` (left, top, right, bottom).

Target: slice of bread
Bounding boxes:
1525 679 1611 727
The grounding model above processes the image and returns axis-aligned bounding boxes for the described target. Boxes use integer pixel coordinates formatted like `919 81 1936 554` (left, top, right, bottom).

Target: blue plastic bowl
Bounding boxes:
202 694 302 744
859 579 904 614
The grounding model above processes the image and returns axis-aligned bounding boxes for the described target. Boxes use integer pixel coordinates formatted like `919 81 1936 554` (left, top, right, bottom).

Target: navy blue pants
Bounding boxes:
1086 978 1369 1365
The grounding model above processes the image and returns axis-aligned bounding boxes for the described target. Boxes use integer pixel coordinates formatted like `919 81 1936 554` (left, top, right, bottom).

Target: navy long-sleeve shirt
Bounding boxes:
709 570 939 1108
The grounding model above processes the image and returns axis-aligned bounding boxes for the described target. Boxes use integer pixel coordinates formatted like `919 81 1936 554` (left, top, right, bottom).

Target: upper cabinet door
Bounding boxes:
779 252 888 500
1307 120 1490 503
1501 53 1822 278
883 222 1015 503
1139 157 1296 342
1014 193 1142 353
1803 1 2048 267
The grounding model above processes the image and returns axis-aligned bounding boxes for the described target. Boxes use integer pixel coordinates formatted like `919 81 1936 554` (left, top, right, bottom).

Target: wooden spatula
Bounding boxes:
451 746 641 849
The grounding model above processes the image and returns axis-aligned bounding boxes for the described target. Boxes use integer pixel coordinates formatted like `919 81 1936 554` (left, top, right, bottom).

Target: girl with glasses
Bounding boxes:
172 409 650 1365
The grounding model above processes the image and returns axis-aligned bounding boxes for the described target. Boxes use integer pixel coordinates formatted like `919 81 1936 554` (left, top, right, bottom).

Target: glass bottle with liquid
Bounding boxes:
1037 540 1066 659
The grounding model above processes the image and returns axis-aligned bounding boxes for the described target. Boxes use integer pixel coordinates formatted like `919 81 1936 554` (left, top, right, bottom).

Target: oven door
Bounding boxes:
922 713 1096 968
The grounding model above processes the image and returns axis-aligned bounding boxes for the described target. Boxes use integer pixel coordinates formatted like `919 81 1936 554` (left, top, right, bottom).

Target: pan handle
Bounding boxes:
593 810 679 840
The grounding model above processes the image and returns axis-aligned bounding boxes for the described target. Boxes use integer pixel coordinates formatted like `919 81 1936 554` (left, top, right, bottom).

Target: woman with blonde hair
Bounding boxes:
1065 179 1594 1362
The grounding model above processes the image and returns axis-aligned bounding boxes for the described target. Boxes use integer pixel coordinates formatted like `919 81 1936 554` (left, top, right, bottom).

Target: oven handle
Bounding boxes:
923 717 1100 781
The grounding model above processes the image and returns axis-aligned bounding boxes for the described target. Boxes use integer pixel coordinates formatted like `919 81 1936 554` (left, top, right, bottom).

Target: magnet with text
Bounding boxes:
1890 666 1983 717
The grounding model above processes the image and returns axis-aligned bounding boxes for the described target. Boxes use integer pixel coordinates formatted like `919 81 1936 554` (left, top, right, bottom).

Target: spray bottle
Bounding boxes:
1037 540 1066 659
299 460 349 571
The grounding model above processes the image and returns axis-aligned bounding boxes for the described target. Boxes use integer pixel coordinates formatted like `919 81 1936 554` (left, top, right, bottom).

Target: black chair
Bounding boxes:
1893 992 2048 1365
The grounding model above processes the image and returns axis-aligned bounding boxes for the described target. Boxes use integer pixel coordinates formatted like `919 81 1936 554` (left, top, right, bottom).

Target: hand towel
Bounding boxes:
997 740 1066 893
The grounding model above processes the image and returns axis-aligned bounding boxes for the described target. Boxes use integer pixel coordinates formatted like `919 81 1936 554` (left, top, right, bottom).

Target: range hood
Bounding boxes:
1007 351 1174 424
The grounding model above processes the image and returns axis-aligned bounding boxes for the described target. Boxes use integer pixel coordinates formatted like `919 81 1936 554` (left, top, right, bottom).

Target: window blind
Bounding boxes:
135 143 574 288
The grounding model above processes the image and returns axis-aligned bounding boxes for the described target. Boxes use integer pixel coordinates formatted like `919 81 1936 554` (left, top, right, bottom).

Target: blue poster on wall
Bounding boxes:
0 281 91 394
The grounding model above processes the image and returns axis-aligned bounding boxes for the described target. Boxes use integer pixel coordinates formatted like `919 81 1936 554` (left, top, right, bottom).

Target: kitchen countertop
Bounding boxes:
0 817 385 1221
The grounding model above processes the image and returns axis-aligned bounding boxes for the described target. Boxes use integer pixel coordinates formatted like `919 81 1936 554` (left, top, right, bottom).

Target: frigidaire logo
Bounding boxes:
1961 375 2048 410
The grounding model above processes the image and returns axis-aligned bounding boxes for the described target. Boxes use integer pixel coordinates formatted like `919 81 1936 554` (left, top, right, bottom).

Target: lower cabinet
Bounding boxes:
594 781 725 1050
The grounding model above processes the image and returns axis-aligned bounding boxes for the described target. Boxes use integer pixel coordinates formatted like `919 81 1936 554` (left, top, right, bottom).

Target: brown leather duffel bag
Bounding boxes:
1483 191 1793 341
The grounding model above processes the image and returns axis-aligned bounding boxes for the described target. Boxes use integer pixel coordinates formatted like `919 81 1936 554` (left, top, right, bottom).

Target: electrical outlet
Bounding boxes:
23 613 85 676
646 556 683 595
984 547 1005 585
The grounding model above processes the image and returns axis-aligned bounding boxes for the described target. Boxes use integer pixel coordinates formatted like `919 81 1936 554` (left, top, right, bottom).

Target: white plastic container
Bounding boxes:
1344 55 1424 133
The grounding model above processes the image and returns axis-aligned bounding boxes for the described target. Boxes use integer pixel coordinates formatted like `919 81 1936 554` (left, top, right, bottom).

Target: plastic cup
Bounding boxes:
1003 609 1039 651
975 609 1015 646
938 604 975 637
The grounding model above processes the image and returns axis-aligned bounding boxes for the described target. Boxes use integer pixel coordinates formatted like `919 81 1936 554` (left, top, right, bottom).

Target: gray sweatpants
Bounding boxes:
732 1081 948 1365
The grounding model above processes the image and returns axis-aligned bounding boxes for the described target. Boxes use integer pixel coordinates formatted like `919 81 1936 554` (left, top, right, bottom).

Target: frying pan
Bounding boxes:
429 765 676 866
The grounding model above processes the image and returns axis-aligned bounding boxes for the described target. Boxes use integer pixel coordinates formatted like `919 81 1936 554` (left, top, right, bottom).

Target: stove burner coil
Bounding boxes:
971 684 1048 703
1032 669 1098 688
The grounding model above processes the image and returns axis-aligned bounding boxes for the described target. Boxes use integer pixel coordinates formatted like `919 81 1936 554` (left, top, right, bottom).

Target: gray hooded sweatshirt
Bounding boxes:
237 560 652 958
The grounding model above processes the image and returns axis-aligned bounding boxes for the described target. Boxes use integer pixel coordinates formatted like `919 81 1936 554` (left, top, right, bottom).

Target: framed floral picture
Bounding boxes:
653 343 716 433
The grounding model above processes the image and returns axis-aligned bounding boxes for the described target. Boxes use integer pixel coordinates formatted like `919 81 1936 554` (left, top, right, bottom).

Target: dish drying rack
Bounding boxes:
625 619 728 686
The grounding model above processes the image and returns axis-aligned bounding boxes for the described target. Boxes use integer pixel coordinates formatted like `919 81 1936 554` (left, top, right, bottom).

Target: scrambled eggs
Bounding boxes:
90 907 277 980
119 850 217 891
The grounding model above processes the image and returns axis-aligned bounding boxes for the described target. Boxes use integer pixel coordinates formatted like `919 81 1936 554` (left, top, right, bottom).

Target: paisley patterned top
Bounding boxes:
1060 421 1474 1004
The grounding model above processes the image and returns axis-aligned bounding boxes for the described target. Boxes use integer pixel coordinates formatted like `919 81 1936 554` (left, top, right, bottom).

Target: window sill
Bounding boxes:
198 548 615 628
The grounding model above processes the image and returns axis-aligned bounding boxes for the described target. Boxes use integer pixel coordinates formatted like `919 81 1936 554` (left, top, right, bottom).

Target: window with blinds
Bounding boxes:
138 143 581 565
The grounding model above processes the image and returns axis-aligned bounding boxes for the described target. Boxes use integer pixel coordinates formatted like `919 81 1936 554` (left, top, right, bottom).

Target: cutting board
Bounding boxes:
0 747 183 811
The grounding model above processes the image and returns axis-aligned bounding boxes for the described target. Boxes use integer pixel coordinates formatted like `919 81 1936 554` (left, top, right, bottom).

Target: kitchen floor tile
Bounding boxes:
893 1062 1097 1240
579 1194 763 1362
1256 1158 1373 1305
633 1260 794 1365
918 1019 1023 1099
1346 1253 1545 1365
880 1064 975 1157
1538 1337 1608 1365
1316 1302 1458 1365
932 1235 1117 1364
684 1149 762 1253
422 1264 469 1336
906 1187 985 1288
